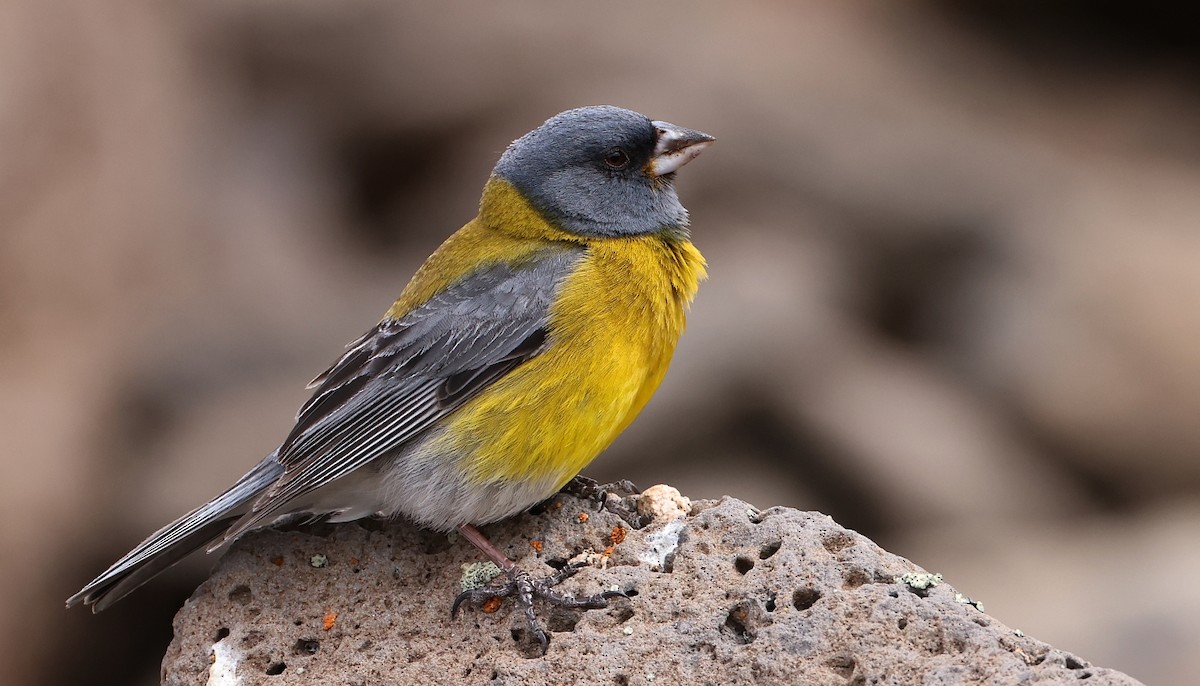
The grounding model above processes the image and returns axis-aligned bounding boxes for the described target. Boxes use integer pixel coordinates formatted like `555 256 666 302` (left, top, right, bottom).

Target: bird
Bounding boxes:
67 105 713 648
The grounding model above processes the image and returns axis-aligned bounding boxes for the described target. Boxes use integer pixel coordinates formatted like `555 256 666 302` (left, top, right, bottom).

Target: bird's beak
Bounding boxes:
648 121 715 177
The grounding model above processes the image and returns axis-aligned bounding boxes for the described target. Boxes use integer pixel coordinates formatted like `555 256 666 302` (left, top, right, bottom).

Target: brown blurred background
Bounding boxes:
3 1 1198 684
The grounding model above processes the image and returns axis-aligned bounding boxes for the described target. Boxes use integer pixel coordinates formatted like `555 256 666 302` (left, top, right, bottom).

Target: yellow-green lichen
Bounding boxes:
895 572 942 590
459 562 502 591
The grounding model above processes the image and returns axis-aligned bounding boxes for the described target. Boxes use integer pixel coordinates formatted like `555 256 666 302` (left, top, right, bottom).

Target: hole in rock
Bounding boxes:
723 603 756 644
546 609 582 633
293 639 320 655
826 655 856 678
842 567 871 589
821 532 854 554
793 588 822 611
227 585 252 604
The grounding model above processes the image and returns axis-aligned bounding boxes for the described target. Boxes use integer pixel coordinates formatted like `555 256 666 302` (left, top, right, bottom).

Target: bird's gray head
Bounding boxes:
493 105 714 237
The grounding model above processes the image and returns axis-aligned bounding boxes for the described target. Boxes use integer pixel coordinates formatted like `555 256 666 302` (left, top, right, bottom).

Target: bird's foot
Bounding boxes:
451 562 625 652
562 474 639 501
560 475 645 528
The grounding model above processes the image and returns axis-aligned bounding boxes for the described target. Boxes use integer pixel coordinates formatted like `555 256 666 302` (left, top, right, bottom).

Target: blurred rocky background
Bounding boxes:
3 1 1197 684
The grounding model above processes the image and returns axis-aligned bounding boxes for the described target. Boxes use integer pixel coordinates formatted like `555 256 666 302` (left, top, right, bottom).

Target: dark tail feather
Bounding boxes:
66 456 283 612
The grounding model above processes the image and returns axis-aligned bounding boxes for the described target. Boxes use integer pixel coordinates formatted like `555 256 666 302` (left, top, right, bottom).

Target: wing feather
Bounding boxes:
222 246 583 539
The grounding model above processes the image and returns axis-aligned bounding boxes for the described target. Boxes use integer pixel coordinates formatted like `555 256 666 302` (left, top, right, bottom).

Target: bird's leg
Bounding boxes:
560 475 645 528
451 523 624 652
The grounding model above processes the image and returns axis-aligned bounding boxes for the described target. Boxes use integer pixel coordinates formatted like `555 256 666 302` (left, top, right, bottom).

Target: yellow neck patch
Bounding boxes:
385 178 703 320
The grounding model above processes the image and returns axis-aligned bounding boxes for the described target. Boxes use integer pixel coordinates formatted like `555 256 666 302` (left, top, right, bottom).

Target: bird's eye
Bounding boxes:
603 148 630 169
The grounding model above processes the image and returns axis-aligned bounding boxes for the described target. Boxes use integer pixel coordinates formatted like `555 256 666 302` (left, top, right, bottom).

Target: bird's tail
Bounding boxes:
66 456 283 612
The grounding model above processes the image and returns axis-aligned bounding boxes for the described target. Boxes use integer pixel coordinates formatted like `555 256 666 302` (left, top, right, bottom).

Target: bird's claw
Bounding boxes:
560 475 645 527
451 562 626 652
563 475 639 502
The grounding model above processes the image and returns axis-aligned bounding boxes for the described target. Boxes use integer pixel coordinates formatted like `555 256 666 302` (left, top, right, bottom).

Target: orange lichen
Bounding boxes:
577 512 590 523
270 556 285 567
482 597 503 613
530 540 544 553
610 526 628 545
322 612 338 631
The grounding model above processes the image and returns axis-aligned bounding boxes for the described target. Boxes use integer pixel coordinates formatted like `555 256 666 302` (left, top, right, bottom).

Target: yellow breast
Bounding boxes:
425 181 707 491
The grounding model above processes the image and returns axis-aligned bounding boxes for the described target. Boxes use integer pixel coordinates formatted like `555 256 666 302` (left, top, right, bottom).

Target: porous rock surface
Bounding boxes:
163 491 1143 685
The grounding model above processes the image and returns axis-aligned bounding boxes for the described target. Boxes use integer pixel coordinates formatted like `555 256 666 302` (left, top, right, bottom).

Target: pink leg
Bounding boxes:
457 523 515 573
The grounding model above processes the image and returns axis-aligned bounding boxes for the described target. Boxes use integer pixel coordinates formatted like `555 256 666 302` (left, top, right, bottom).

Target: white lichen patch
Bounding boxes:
568 549 612 570
206 636 242 686
636 484 691 521
955 592 985 612
640 518 686 572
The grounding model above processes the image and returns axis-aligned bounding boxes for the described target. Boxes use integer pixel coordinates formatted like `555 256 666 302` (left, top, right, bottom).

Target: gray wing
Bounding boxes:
221 246 584 540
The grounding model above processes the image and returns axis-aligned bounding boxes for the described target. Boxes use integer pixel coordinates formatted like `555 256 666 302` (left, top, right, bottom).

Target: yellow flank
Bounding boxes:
397 178 706 492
